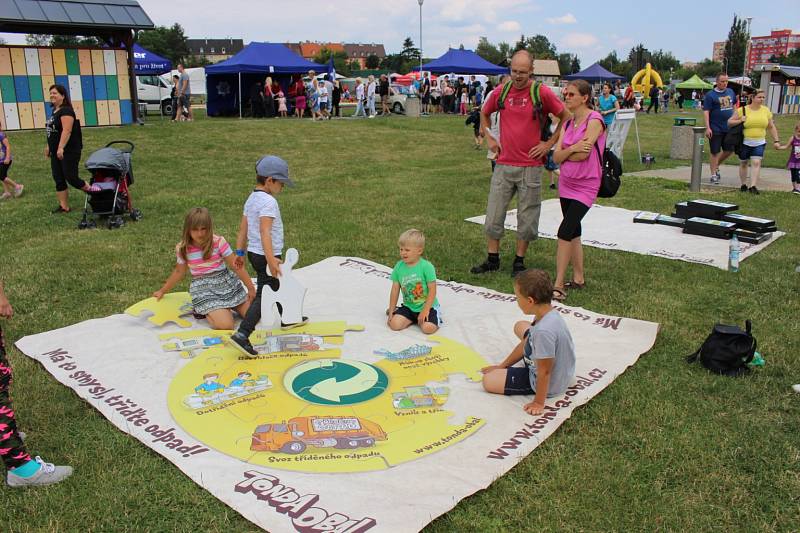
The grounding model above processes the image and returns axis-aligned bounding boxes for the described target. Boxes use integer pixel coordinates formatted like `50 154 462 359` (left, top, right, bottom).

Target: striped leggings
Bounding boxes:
0 326 31 470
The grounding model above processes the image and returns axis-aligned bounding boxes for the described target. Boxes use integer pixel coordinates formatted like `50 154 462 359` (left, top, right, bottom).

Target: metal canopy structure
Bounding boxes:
0 0 154 35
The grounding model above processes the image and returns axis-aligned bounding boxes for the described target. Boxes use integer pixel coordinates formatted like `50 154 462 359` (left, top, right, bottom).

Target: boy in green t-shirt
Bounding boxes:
387 229 441 334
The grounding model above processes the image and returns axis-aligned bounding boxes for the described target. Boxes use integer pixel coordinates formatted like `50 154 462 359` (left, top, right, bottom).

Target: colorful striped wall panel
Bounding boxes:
0 46 134 130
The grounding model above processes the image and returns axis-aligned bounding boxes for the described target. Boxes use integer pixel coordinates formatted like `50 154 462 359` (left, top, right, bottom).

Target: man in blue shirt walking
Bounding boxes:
703 73 738 184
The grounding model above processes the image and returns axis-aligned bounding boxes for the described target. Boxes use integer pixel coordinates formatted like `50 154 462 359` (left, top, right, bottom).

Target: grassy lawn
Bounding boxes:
0 110 798 532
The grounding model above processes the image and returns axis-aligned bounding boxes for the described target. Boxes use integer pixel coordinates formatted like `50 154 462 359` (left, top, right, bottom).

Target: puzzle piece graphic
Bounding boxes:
391 385 450 409
259 248 306 328
374 344 433 361
126 292 193 328
183 374 272 410
158 322 363 360
162 334 225 359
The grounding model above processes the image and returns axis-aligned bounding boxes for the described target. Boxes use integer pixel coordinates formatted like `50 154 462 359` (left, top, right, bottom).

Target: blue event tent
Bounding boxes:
563 62 624 82
132 43 172 75
416 48 506 75
205 42 328 117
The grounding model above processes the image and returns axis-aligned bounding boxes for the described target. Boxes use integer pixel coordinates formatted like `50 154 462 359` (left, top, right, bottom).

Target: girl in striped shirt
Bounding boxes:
154 207 255 330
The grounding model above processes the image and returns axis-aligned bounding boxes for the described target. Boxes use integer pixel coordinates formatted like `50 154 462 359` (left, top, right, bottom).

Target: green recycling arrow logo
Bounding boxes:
284 359 389 406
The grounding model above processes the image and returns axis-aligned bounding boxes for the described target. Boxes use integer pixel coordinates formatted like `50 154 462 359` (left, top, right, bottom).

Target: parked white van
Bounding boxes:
136 75 173 115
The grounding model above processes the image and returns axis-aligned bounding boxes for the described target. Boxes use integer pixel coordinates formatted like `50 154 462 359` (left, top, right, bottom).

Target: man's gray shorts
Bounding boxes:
484 164 543 242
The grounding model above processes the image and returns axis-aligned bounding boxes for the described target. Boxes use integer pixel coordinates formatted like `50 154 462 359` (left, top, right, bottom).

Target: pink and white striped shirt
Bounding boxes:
176 235 232 277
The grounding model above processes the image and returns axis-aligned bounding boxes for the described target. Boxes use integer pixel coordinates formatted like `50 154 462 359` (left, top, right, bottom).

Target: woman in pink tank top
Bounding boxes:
551 80 606 302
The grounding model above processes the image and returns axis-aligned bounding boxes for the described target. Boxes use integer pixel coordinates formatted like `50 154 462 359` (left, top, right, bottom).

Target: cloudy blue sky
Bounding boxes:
3 0 800 66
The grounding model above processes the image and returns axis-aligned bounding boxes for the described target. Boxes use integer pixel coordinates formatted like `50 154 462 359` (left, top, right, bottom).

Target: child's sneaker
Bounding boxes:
0 192 10 200
281 316 308 330
7 456 73 488
86 184 102 193
13 184 23 198
226 332 257 357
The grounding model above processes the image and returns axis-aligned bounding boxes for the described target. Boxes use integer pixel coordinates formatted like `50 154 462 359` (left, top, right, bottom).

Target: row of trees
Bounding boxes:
596 46 698 82
475 34 580 75
474 15 764 83
598 15 754 82
770 49 800 67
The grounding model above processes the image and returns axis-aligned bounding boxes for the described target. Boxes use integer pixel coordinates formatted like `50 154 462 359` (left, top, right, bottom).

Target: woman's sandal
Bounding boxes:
552 287 567 302
51 206 71 213
564 280 585 290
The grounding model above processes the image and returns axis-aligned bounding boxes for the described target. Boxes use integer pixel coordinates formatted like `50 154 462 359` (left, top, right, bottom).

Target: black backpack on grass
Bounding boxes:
686 320 756 377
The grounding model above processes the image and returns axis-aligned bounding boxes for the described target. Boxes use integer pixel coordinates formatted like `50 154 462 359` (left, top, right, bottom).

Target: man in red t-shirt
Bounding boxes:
473 50 570 277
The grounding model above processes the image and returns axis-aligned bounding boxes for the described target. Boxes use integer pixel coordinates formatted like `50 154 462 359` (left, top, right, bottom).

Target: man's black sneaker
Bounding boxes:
470 260 499 274
749 186 759 195
226 332 257 357
740 184 748 192
281 316 309 330
511 262 526 277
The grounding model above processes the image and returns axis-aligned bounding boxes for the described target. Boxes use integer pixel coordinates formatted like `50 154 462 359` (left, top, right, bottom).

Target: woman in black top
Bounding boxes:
45 84 96 213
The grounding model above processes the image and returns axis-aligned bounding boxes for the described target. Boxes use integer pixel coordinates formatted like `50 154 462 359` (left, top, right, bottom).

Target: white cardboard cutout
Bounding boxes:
259 248 307 327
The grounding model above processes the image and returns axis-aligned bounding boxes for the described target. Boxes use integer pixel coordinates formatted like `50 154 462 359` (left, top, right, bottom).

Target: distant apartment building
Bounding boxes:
712 41 726 63
286 42 386 69
747 29 800 71
187 39 245 64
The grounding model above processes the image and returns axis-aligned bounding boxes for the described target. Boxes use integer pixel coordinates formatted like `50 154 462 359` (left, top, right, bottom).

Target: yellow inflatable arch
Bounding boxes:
631 63 664 100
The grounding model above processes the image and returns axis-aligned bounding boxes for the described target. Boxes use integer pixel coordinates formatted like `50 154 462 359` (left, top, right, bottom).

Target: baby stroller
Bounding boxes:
79 140 142 229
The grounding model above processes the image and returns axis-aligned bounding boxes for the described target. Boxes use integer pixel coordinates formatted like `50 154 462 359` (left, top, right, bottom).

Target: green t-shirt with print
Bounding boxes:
390 258 439 313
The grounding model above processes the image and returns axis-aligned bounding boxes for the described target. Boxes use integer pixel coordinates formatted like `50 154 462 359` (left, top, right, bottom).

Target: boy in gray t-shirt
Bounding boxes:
228 155 304 357
481 269 576 415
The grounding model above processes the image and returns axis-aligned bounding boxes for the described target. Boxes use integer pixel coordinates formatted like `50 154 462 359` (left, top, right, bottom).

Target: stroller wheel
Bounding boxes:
87 219 97 229
78 220 88 230
130 208 143 221
107 217 118 229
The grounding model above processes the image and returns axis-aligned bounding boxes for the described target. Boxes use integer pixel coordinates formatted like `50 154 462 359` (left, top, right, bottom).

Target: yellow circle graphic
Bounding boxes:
166 321 487 473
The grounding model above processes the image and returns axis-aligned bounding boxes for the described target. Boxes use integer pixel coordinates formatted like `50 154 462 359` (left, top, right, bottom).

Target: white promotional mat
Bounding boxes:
466 200 785 270
17 257 658 533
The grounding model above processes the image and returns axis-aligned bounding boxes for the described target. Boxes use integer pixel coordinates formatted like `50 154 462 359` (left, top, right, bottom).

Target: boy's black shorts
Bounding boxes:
393 305 441 326
503 366 534 395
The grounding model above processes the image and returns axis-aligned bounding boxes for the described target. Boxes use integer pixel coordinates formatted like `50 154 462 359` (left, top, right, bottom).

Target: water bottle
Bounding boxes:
728 233 740 272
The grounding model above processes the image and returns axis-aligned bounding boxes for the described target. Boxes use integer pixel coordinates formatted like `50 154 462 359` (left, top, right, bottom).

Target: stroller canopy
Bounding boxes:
85 147 130 176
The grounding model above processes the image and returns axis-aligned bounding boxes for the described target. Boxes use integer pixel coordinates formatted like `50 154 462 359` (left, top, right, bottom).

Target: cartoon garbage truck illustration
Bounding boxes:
251 416 387 454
